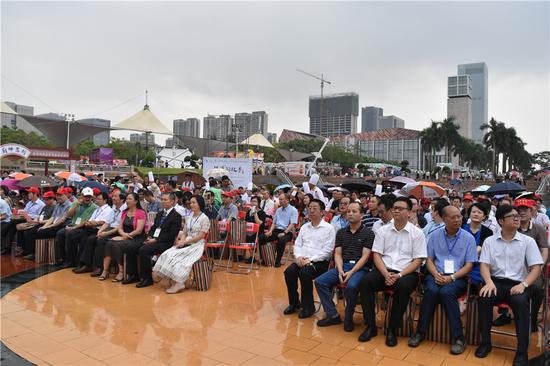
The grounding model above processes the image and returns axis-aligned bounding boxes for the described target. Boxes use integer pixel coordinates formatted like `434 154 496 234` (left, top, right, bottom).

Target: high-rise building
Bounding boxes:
361 106 383 132
267 132 277 144
447 74 473 140
379 115 405 130
165 138 174 148
234 111 269 141
79 118 111 146
203 115 233 141
1 102 39 133
251 111 268 137
173 118 200 138
130 132 155 146
309 92 358 137
457 62 488 143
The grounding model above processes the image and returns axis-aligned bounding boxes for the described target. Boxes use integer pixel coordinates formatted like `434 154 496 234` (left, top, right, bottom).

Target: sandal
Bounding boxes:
98 272 109 281
112 274 124 283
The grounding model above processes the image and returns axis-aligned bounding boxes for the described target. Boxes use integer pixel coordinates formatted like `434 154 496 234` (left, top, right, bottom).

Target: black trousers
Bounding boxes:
20 225 42 254
258 229 293 264
0 221 11 251
360 267 419 330
64 228 97 265
117 237 146 277
478 277 531 354
2 218 25 250
79 232 115 268
284 261 329 311
138 241 173 280
25 225 64 256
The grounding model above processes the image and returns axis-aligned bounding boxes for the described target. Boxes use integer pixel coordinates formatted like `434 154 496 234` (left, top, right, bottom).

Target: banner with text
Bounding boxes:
203 157 253 189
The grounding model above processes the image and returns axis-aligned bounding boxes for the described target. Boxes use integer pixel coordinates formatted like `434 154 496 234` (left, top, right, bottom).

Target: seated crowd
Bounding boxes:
0 173 549 366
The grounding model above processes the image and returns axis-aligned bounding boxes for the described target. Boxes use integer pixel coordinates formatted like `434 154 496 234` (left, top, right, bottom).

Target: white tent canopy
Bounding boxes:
241 133 274 148
113 105 172 135
1 101 17 114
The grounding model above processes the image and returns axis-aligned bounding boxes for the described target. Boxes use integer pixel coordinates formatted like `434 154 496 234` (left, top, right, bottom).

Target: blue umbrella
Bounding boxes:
78 180 109 193
273 184 293 192
485 182 525 195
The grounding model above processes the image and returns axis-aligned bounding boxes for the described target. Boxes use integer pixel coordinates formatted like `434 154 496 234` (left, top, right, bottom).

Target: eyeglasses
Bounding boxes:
391 206 408 212
503 214 520 220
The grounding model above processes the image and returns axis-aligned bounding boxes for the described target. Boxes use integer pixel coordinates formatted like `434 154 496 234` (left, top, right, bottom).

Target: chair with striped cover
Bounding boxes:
35 238 56 264
227 221 260 274
383 288 417 337
204 219 231 270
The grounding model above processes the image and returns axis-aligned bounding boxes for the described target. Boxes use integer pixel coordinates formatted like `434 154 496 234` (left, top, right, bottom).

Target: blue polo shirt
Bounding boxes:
273 204 298 230
427 226 477 274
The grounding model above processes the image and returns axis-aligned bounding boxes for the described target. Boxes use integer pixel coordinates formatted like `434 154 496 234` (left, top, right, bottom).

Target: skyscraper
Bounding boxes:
447 74 473 140
361 106 383 132
203 115 233 141
309 92 358 137
457 62 488 143
173 118 200 138
130 133 155 146
234 111 269 141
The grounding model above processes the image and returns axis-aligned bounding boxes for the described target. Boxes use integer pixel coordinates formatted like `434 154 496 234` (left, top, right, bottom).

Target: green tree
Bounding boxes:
73 140 96 156
0 127 52 147
400 160 410 173
532 151 550 169
420 121 444 172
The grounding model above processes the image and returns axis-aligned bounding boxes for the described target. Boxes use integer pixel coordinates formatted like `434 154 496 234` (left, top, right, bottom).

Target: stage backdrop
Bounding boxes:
203 157 252 189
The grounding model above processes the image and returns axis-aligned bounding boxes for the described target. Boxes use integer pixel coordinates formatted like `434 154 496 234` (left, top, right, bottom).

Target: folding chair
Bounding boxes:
204 219 231 270
227 221 260 274
382 288 417 337
237 211 247 220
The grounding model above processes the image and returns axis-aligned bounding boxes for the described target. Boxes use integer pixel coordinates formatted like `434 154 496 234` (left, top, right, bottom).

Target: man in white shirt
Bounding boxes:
475 205 543 366
283 198 335 319
358 197 427 346
259 189 275 216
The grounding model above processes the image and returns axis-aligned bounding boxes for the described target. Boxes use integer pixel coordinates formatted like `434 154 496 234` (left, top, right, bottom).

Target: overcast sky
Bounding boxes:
2 1 549 153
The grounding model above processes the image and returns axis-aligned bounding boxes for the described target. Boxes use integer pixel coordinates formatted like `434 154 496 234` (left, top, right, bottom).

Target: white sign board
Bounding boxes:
203 157 252 189
283 162 307 176
0 144 31 159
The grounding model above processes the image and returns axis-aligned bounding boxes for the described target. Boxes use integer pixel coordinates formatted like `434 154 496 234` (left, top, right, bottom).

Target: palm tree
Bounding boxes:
439 117 462 163
420 121 444 172
480 117 505 174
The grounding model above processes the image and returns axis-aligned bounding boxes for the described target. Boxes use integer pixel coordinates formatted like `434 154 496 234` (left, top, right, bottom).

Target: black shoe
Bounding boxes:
136 279 154 288
283 304 299 315
531 322 539 333
408 332 424 348
274 262 282 268
24 254 35 261
317 315 342 327
385 328 397 347
74 266 92 274
512 352 528 366
474 344 492 358
121 276 139 285
450 338 466 355
298 307 315 319
90 268 102 277
344 322 354 332
492 314 512 326
358 326 377 342
60 262 72 269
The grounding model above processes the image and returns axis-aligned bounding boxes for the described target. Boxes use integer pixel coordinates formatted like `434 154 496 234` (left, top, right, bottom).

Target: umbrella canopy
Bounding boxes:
18 175 60 188
515 191 535 200
472 184 491 193
55 171 72 180
341 179 375 193
400 181 445 199
207 168 229 179
273 184 293 192
68 173 85 182
176 171 206 187
10 172 31 180
78 180 109 193
389 176 416 185
486 182 525 195
0 179 20 190
328 187 349 193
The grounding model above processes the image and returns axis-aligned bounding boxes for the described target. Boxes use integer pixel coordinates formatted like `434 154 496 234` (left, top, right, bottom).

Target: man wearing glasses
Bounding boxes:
475 205 542 366
358 197 427 346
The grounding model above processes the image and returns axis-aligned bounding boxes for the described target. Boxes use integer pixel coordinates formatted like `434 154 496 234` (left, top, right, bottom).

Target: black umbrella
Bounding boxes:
485 182 525 195
341 179 375 193
78 180 110 193
18 175 61 188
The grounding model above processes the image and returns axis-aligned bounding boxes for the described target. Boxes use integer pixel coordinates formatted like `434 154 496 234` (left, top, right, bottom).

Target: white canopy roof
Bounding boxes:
1 101 17 114
113 105 172 135
241 133 274 148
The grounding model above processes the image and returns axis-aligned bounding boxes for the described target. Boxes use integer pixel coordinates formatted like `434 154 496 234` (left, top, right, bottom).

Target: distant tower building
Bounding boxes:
165 138 174 148
267 132 277 144
203 115 233 141
361 106 383 132
1 102 39 133
251 111 268 137
379 115 405 130
447 74 473 140
130 132 155 146
234 111 269 141
309 92 358 137
173 118 200 138
457 62 488 144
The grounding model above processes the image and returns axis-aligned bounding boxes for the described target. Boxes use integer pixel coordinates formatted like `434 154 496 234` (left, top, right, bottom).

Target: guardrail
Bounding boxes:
25 161 134 173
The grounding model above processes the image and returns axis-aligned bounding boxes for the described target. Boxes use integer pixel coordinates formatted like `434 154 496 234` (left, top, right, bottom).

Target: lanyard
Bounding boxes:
444 230 461 254
188 213 203 231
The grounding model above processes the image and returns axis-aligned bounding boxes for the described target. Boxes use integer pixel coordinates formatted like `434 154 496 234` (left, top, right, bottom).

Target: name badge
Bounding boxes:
75 218 82 225
444 259 455 274
153 228 161 238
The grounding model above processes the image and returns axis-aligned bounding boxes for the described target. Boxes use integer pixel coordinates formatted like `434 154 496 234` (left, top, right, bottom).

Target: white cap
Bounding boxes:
309 174 319 185
247 182 253 191
81 187 94 196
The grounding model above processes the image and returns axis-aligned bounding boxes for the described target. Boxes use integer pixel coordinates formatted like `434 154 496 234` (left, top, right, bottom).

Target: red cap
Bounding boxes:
182 187 190 192
56 187 67 195
534 194 543 200
92 188 101 195
27 187 40 195
420 198 431 205
463 194 474 201
514 198 536 208
43 191 55 199
222 191 233 197
65 187 73 193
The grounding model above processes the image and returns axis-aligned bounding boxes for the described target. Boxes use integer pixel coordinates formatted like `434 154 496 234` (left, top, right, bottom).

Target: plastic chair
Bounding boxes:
227 221 260 274
204 220 231 270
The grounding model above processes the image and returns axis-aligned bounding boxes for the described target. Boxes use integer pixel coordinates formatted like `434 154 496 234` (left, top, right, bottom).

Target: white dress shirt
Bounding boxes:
261 199 275 216
90 204 114 224
293 219 336 263
372 221 427 272
372 218 392 235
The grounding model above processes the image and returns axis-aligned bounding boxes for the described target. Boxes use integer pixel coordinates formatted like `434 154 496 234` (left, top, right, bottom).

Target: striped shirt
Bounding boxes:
335 224 375 263
361 211 380 229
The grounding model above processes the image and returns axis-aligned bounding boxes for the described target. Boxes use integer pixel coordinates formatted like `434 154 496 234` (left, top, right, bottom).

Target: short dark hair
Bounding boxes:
96 192 109 201
144 190 154 197
174 191 184 199
471 202 489 217
434 198 450 217
309 198 326 211
192 195 206 212
167 180 177 189
451 196 461 202
162 192 176 202
393 196 413 210
496 204 516 225
378 194 395 211
348 201 363 213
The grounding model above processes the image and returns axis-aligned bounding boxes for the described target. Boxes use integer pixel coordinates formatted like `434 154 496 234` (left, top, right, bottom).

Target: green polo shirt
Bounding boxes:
70 201 98 224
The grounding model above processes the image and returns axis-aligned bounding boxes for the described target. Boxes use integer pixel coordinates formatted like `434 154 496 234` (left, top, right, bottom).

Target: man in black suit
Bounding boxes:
134 192 182 288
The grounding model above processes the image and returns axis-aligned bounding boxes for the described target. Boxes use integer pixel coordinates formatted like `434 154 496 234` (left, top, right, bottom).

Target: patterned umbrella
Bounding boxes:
400 181 445 199
18 175 60 188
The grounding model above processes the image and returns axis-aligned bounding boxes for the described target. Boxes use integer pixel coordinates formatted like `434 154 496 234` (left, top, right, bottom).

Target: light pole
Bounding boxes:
64 113 75 150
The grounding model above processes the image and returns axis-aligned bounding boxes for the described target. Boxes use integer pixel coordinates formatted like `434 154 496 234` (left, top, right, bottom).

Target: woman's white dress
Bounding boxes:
153 213 210 283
